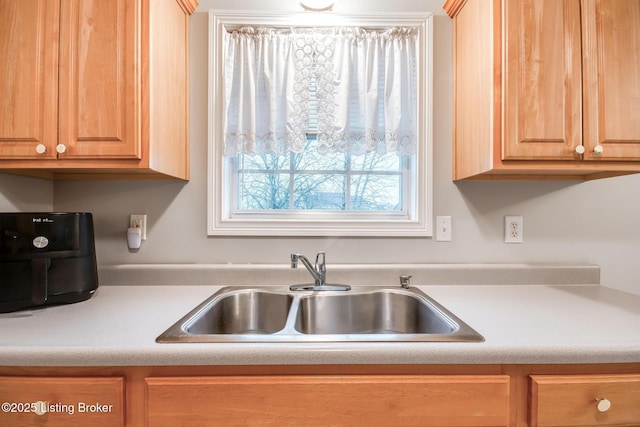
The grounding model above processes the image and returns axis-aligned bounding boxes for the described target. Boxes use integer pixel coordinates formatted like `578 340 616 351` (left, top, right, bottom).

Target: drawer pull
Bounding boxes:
596 398 611 412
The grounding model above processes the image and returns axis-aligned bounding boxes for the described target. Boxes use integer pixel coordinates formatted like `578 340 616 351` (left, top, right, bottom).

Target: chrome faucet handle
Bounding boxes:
315 252 326 275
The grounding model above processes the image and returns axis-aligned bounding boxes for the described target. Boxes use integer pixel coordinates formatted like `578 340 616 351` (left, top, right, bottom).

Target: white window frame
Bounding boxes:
208 10 433 237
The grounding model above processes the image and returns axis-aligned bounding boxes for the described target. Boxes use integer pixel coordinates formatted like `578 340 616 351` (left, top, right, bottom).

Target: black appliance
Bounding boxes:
0 212 98 313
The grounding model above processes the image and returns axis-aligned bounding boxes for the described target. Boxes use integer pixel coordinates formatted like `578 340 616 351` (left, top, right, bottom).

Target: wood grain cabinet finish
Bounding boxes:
1 364 639 427
146 375 511 427
0 0 197 180
444 0 640 181
0 376 124 427
530 374 640 426
0 0 59 159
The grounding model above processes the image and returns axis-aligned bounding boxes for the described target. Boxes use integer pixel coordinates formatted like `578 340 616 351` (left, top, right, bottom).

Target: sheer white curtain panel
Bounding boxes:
223 26 417 156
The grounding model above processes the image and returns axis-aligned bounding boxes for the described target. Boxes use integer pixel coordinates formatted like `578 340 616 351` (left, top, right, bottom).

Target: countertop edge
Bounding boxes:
2 344 639 367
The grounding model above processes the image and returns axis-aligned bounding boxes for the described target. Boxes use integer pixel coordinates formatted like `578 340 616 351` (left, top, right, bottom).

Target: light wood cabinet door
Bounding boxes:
0 0 140 160
503 0 583 161
146 374 511 427
581 0 640 161
0 0 59 159
530 374 640 426
0 0 194 179
0 376 124 427
502 0 640 163
446 0 640 180
58 0 140 159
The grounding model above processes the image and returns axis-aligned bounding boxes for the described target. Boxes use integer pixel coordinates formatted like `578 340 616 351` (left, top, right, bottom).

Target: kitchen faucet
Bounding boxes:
289 252 350 291
291 252 326 286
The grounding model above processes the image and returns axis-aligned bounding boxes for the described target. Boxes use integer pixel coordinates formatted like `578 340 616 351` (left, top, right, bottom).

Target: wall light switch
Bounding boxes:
435 216 452 242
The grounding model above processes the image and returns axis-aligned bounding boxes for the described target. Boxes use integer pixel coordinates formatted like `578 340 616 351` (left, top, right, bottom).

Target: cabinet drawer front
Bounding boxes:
530 374 640 426
0 376 124 427
146 374 510 427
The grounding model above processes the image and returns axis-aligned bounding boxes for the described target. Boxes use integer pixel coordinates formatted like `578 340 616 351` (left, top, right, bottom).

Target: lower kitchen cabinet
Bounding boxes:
530 374 640 426
0 376 124 426
145 374 510 426
1 363 639 426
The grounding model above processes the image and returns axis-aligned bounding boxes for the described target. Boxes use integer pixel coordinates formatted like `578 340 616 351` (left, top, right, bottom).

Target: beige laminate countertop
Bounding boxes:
1 283 639 367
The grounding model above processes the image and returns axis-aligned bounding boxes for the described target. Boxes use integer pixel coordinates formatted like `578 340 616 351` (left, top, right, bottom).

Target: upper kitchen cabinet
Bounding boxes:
0 0 198 180
444 0 640 181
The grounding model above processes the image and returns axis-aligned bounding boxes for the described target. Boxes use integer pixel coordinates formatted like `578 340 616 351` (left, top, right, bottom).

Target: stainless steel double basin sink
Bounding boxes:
157 286 484 343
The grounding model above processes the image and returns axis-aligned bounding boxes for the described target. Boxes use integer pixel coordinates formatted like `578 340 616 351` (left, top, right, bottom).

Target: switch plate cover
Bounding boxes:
435 216 452 242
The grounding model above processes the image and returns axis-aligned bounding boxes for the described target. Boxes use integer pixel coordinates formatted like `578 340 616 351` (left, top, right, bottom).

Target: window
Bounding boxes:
235 145 407 212
208 12 433 236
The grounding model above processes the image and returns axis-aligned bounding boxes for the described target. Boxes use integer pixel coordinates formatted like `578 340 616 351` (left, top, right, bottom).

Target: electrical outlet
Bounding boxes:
435 216 452 241
504 216 523 243
130 214 147 240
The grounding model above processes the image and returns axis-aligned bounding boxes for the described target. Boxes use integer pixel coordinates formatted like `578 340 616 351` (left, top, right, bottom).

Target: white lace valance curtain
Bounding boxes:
223 26 417 156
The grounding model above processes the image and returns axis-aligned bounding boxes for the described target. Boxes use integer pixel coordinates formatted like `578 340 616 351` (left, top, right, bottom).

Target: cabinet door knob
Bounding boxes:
35 144 47 154
575 145 585 155
56 144 67 154
593 145 604 155
596 398 611 412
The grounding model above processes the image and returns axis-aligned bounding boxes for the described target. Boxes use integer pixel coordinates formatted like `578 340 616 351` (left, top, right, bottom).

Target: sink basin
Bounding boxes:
294 291 456 335
156 286 484 343
186 290 293 335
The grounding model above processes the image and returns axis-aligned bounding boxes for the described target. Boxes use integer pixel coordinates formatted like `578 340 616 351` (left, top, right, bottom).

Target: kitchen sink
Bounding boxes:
156 286 484 343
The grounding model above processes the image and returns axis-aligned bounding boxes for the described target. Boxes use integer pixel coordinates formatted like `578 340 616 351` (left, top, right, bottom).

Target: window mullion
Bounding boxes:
289 153 295 209
345 154 352 211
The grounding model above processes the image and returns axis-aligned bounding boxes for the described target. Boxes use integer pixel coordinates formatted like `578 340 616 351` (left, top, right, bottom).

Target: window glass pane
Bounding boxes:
293 173 345 210
296 138 346 171
350 174 402 211
241 154 289 171
351 152 401 172
236 151 405 212
237 172 290 210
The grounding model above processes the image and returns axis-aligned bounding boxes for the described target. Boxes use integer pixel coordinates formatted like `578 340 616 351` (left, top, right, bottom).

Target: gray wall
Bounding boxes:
0 174 53 211
2 0 639 295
